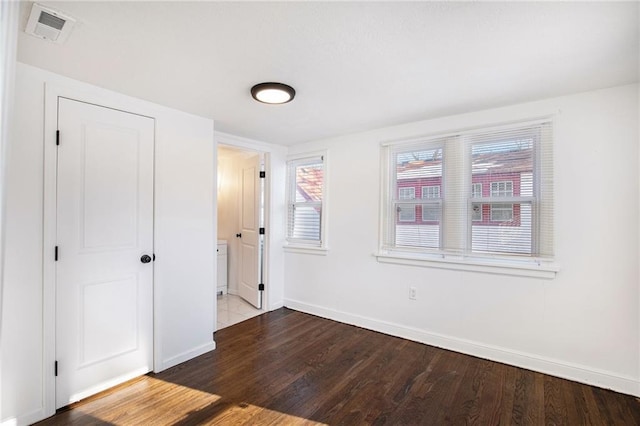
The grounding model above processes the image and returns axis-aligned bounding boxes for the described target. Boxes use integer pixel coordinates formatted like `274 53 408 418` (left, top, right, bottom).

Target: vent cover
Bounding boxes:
25 4 76 44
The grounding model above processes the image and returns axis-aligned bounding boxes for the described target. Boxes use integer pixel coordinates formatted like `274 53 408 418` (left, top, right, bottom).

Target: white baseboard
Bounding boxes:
157 340 216 372
284 298 640 397
268 300 284 311
1 407 47 426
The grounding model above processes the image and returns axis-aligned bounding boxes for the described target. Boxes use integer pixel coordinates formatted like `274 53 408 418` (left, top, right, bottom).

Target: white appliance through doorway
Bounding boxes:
217 240 228 295
55 98 154 408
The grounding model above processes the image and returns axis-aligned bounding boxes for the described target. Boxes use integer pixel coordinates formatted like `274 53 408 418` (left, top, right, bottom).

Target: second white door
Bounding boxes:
237 154 261 308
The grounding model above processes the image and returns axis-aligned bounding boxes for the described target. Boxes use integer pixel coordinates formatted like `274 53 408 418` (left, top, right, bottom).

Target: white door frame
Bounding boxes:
218 144 266 309
43 83 158 418
0 1 20 417
215 132 287 313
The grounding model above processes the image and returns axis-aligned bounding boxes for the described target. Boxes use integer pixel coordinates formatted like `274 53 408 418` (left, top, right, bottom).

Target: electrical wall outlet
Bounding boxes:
409 286 417 300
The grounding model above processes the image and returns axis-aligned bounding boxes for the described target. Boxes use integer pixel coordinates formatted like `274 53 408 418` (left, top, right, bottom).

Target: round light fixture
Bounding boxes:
251 82 295 104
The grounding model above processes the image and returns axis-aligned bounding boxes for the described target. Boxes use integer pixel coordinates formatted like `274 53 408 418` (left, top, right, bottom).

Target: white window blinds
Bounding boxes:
382 120 553 260
384 141 444 250
286 155 324 245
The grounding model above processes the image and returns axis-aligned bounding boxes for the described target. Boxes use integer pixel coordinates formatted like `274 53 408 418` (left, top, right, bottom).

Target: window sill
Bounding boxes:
374 251 559 279
284 245 329 256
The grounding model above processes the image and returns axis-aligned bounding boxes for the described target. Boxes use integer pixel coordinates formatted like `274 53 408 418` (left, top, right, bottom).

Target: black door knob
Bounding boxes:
140 254 152 264
236 233 242 238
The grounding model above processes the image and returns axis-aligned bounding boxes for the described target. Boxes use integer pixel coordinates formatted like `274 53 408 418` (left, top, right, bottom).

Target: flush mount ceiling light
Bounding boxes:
251 82 296 104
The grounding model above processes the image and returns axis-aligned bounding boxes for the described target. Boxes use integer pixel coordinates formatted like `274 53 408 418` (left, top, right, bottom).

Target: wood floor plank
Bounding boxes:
37 308 640 425
543 374 568 425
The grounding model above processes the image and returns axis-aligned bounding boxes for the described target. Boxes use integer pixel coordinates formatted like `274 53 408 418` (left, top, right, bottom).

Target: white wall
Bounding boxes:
285 84 640 396
1 63 216 425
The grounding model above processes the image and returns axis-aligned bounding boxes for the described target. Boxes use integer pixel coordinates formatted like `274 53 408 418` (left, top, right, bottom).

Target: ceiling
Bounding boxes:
17 1 639 146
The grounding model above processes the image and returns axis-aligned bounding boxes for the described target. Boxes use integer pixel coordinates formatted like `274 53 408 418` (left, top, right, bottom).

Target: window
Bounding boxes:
380 120 554 270
471 183 482 197
422 185 440 199
489 181 513 222
471 183 482 221
421 185 440 221
398 187 416 222
490 181 513 197
490 203 514 221
399 187 415 199
286 154 325 247
387 143 443 249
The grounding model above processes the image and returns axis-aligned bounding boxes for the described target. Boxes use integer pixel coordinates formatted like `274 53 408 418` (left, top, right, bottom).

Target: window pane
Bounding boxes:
397 204 416 222
396 148 442 196
422 205 440 222
287 156 324 244
421 185 440 199
289 204 321 240
472 139 532 196
395 224 440 248
472 203 482 221
399 187 415 200
490 181 513 197
471 183 482 198
472 203 532 254
295 163 323 203
471 137 533 254
393 146 442 249
490 203 514 221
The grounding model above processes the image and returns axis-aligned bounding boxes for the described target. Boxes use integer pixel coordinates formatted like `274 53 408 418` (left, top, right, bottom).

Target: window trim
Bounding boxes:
285 150 328 252
378 117 556 278
374 250 559 279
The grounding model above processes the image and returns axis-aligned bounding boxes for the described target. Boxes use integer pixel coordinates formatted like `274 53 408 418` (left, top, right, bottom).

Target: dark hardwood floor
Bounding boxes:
38 308 640 425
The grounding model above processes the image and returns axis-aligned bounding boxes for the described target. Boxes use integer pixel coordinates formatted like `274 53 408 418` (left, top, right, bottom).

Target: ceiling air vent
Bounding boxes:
25 4 76 44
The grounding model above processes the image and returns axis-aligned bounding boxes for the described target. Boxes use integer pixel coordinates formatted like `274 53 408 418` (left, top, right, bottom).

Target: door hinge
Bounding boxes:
259 228 265 235
56 130 60 146
259 171 266 178
55 246 58 261
258 283 265 291
54 360 58 376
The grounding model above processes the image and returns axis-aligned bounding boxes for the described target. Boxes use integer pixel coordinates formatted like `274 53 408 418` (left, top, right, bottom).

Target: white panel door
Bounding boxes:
56 98 154 408
237 154 261 308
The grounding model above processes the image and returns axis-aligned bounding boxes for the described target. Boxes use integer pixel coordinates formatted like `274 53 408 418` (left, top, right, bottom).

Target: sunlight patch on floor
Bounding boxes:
75 376 221 424
73 376 327 425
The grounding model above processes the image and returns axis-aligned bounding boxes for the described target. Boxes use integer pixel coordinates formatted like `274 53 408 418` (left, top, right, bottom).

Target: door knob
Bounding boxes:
236 233 242 238
140 254 152 264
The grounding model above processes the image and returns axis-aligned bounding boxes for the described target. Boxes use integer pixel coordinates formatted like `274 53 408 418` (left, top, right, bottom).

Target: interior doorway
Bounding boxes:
217 144 266 324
